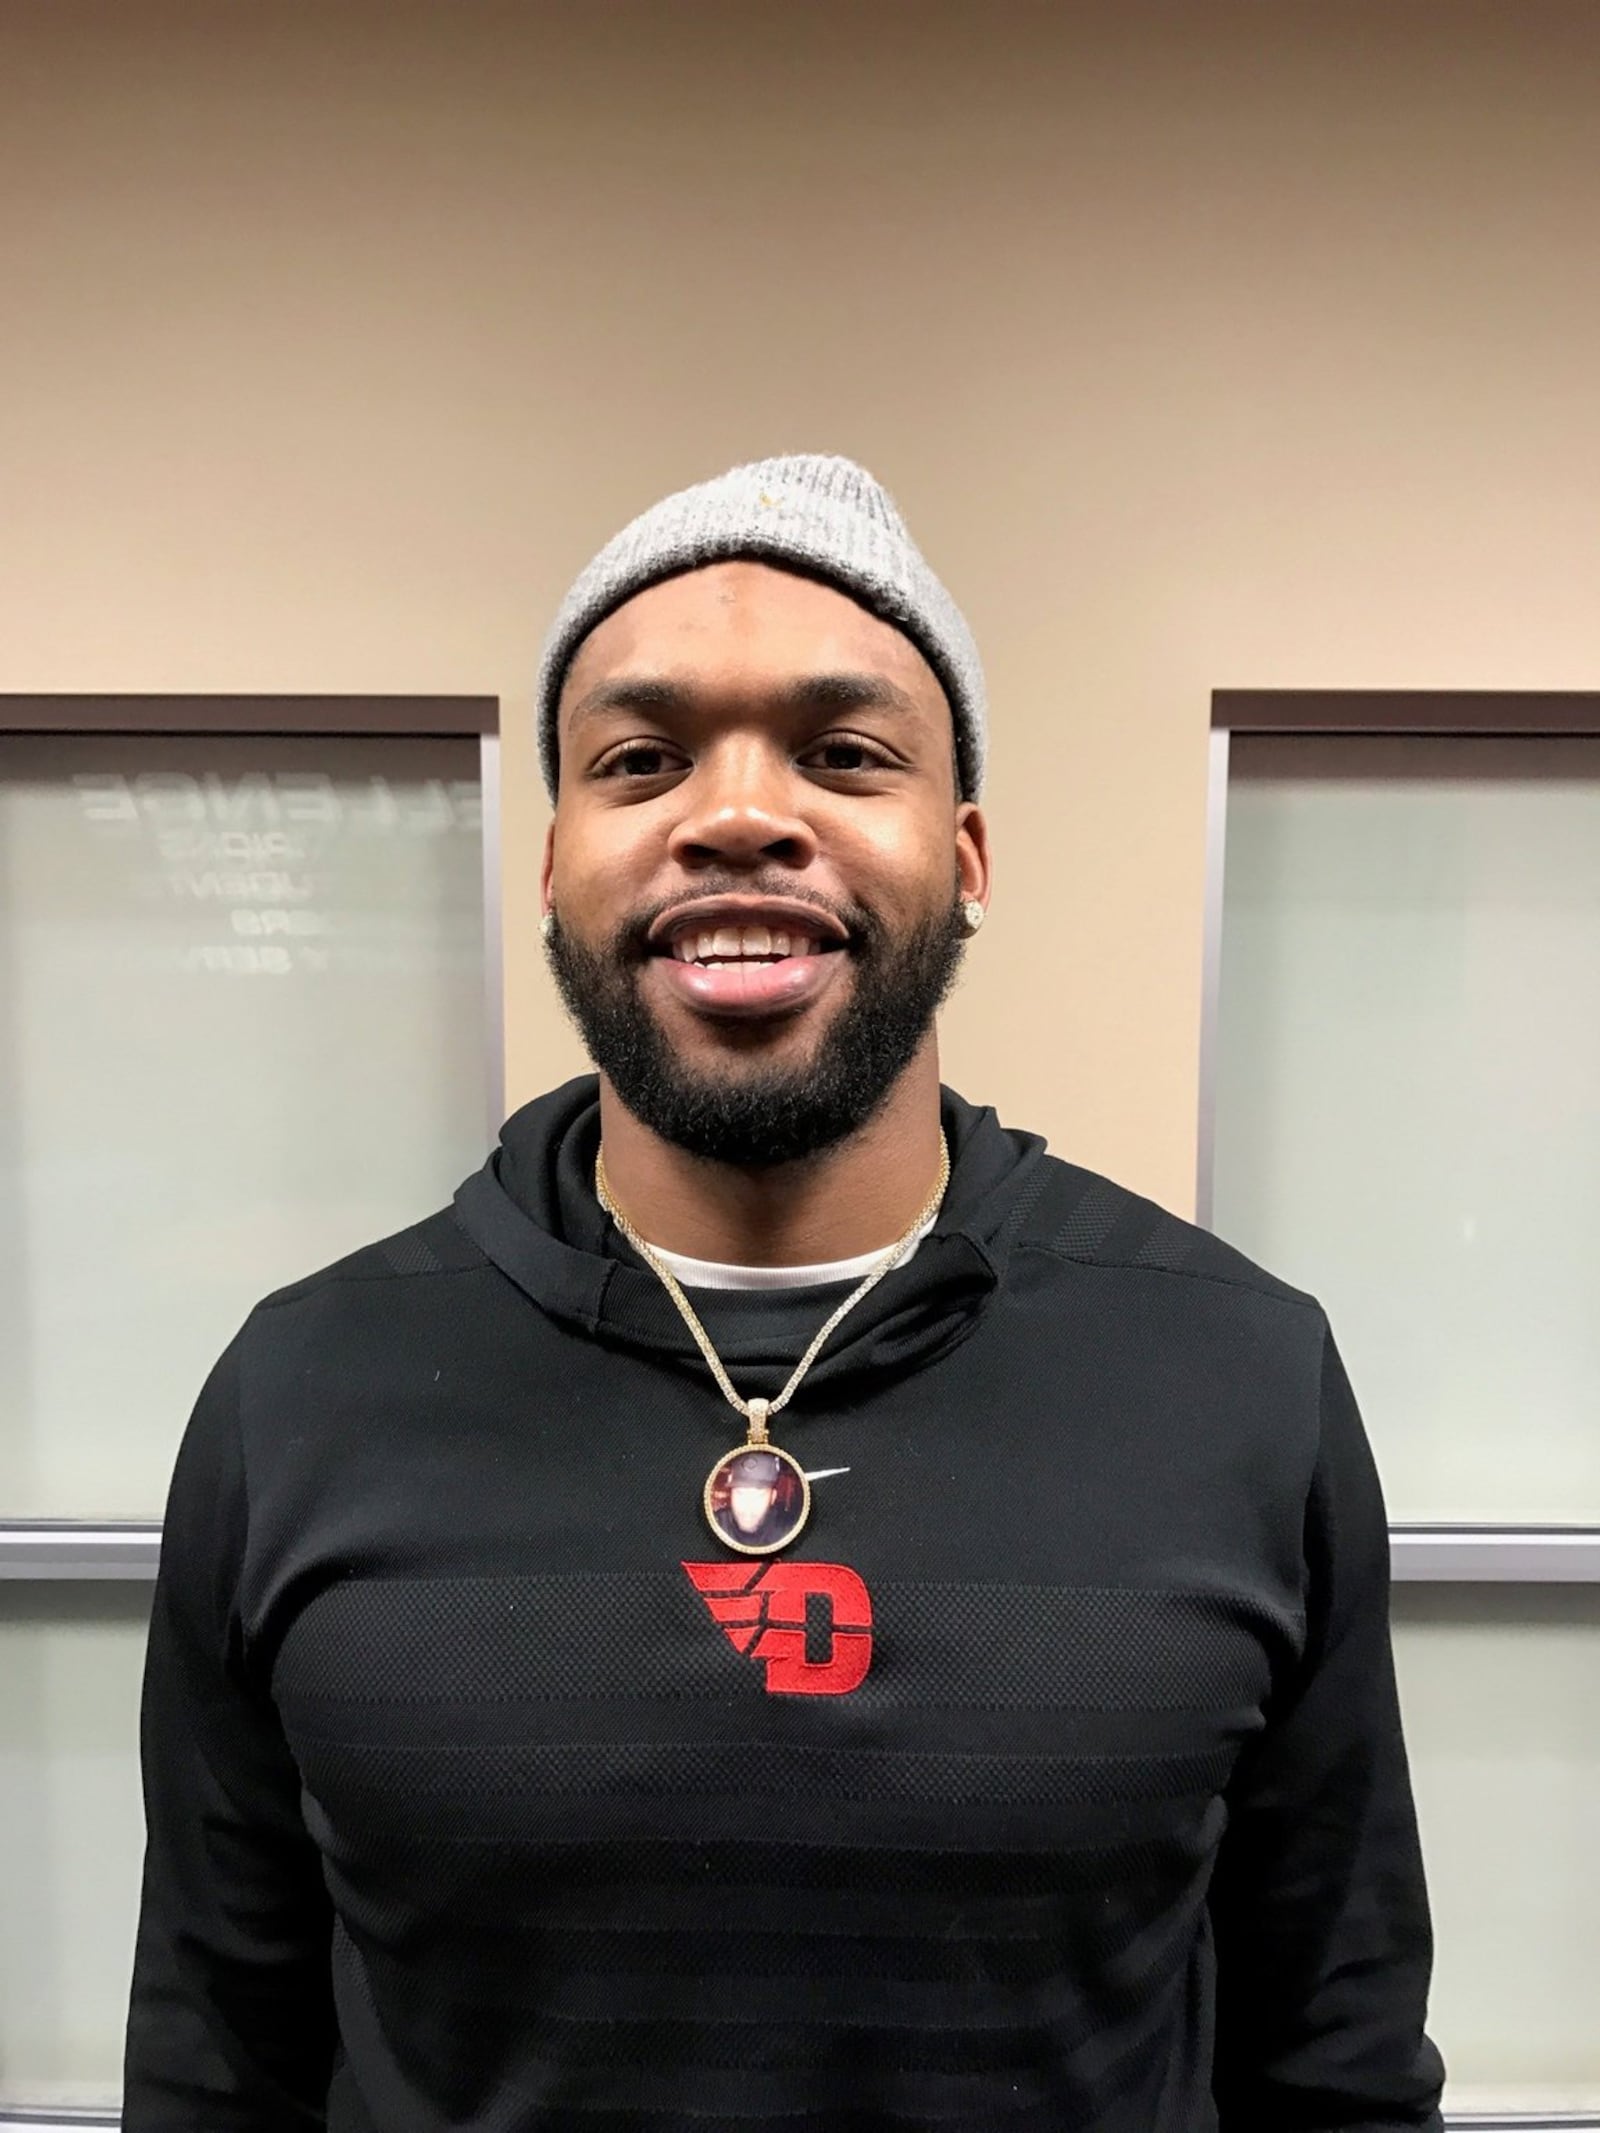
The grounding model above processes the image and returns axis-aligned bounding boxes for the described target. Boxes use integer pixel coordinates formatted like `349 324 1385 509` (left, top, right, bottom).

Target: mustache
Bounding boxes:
611 878 877 959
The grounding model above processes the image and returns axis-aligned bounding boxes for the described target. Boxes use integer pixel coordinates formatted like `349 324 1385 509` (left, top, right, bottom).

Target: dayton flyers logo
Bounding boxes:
683 1561 873 1695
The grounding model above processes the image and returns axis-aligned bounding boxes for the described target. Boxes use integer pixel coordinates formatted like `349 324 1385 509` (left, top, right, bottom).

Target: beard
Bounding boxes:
545 882 967 1167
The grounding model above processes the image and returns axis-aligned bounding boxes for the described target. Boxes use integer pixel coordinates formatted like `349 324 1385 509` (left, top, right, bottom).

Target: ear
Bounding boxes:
954 802 991 912
539 819 557 918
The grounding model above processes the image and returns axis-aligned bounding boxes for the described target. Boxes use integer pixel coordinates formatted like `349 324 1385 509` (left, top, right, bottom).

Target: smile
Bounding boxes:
647 898 851 1021
669 924 830 968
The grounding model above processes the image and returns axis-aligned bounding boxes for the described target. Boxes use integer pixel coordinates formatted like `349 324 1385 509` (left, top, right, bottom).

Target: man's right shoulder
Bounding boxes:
249 1204 493 1321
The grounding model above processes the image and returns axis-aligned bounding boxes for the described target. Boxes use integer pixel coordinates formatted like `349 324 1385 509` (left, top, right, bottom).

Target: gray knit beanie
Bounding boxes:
534 453 986 801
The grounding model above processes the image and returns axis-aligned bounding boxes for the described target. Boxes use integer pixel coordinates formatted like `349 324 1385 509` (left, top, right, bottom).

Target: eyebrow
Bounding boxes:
566 671 922 729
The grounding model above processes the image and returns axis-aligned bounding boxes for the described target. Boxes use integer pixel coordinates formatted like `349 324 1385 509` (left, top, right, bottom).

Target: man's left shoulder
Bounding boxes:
1016 1151 1322 1320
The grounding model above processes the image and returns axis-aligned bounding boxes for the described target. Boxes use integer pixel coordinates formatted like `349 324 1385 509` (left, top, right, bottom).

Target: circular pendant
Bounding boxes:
704 1442 811 1557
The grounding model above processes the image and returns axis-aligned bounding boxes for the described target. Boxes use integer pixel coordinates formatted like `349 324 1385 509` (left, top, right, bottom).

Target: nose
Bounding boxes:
666 737 818 873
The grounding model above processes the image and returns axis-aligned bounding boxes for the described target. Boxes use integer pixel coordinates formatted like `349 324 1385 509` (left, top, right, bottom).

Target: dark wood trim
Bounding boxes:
1213 690 1600 736
0 694 498 736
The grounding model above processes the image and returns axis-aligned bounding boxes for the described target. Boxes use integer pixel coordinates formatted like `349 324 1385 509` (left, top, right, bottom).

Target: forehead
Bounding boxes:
558 559 945 722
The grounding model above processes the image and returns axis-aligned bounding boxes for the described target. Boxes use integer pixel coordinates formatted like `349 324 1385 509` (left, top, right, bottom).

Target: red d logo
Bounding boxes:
683 1560 874 1696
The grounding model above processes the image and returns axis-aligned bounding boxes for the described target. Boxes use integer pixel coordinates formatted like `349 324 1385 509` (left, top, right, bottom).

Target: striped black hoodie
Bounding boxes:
124 1075 1444 2131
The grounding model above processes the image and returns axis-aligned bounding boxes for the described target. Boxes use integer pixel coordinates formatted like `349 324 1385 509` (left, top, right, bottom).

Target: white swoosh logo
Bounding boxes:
803 1467 852 1483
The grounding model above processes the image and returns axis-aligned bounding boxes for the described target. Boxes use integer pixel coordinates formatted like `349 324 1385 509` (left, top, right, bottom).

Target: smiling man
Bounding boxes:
125 455 1444 2131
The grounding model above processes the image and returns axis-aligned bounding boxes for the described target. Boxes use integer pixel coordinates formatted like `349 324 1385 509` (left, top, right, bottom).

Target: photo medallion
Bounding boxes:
704 1442 811 1557
595 1139 950 1565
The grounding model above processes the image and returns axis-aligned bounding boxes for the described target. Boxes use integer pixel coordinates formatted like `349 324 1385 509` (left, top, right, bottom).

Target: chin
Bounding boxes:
656 998 836 1064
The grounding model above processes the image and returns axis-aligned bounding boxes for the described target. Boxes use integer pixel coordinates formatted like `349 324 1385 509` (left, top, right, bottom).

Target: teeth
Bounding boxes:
669 919 825 963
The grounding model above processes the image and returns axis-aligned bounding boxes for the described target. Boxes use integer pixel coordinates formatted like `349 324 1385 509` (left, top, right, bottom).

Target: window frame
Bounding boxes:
1201 691 1600 1587
0 693 502 1586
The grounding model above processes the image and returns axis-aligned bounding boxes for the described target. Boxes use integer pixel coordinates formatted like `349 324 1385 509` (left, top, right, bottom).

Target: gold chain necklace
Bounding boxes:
594 1136 951 1556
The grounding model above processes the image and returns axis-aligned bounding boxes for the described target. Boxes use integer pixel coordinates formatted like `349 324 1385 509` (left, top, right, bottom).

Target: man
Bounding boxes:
709 1446 806 1554
124 453 1445 2129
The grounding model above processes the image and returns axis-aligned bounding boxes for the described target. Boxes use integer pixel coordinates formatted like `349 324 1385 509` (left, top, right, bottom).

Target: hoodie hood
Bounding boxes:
452 1076 1048 1403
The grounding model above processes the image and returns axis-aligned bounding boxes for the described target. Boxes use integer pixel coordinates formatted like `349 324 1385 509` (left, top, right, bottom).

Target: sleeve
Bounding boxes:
122 1328 338 2129
1208 1321 1446 2132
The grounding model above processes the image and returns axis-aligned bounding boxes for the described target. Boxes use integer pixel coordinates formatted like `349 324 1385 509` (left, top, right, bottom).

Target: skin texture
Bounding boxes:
542 559 990 1264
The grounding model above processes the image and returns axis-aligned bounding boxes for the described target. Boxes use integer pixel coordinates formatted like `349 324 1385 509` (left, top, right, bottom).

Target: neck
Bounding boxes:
595 1044 946 1266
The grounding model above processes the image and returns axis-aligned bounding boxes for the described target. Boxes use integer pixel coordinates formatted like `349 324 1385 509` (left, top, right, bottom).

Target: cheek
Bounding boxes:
550 808 661 920
836 812 956 919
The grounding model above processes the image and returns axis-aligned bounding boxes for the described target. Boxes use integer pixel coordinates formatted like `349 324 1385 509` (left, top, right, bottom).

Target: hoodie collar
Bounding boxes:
452 1075 1045 1401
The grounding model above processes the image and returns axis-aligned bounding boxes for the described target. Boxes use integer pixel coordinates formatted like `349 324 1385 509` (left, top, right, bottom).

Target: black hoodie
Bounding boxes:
124 1077 1444 2132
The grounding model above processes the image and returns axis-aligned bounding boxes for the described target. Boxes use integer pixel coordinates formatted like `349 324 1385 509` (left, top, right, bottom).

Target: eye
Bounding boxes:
595 740 685 780
800 734 891 775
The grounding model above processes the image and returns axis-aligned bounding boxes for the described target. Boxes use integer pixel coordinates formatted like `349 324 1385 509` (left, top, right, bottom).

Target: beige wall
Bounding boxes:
4 0 1599 1214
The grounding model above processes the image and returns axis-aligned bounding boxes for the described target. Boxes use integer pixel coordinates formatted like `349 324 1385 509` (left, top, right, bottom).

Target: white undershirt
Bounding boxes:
642 1216 936 1292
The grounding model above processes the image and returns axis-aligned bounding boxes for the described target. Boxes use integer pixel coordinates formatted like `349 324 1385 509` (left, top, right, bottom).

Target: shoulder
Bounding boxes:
1008 1156 1334 1478
1017 1152 1322 1319
220 1207 498 1471
248 1204 491 1319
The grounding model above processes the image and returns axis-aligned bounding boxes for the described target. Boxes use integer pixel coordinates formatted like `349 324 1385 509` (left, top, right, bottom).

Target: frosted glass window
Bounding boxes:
0 733 489 1520
0 1585 151 2109
1213 735 1600 1523
1393 1586 1600 2114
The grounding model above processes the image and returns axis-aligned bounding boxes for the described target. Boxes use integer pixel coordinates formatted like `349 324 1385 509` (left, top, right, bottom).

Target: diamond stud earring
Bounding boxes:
961 899 986 935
